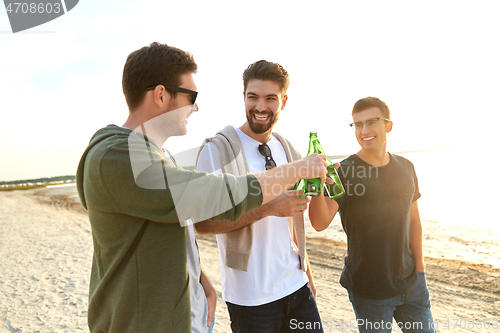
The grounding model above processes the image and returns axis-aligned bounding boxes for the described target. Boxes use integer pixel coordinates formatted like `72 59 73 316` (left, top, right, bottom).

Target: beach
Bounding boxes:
0 185 499 332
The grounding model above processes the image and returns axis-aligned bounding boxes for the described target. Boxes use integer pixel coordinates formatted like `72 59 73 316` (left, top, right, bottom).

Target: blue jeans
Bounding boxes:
226 284 323 333
348 272 435 333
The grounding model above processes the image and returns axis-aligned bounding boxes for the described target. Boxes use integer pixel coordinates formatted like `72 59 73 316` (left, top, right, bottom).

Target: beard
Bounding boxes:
246 109 278 134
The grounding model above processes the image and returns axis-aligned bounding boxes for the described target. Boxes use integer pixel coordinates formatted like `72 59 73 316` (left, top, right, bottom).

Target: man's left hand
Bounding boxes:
206 286 216 327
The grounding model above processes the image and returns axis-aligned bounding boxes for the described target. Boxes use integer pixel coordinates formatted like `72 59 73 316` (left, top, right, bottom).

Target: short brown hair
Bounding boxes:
352 97 391 119
243 60 290 97
122 42 197 111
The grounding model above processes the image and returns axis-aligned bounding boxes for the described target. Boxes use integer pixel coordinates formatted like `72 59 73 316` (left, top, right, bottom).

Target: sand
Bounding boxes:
0 185 499 332
0 186 90 332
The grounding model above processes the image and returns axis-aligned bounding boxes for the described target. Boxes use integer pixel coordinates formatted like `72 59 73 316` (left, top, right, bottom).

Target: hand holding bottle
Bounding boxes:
295 153 329 185
303 132 345 199
264 189 311 217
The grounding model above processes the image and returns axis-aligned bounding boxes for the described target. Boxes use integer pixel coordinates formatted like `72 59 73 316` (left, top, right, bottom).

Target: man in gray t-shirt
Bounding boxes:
186 224 215 333
165 149 215 333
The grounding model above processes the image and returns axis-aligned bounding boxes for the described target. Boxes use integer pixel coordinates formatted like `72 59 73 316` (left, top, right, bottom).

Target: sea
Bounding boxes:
305 144 500 268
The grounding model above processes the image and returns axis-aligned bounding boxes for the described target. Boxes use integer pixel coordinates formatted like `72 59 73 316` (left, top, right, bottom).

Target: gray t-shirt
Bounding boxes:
164 148 208 333
335 153 420 299
186 223 209 333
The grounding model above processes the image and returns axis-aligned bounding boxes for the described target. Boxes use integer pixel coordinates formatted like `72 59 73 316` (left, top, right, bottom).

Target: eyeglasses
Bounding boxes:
349 117 390 131
145 84 198 104
258 143 277 170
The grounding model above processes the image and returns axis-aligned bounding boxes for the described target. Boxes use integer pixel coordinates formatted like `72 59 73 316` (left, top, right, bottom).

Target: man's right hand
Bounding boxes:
298 154 329 185
252 153 331 206
264 189 310 217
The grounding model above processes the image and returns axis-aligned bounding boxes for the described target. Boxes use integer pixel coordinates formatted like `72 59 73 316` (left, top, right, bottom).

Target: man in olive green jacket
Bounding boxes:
76 42 329 333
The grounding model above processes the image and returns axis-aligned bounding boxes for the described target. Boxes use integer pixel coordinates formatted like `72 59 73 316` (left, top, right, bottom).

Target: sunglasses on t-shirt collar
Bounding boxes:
258 143 277 170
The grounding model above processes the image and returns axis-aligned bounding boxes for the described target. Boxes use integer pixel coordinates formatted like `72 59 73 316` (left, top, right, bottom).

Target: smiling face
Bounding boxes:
352 106 393 153
243 79 287 139
163 72 198 137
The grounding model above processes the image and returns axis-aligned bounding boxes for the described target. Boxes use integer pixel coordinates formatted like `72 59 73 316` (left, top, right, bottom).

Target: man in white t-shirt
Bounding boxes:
195 60 323 332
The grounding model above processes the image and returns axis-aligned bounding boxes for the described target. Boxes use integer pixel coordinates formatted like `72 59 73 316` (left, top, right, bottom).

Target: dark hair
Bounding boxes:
122 42 197 111
352 97 391 119
242 60 290 97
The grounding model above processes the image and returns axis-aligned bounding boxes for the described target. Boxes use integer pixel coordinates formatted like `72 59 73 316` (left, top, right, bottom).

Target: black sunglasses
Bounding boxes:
258 143 277 170
145 84 198 104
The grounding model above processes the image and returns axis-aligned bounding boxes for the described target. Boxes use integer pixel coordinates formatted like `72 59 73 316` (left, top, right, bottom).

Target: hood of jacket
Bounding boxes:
76 125 134 210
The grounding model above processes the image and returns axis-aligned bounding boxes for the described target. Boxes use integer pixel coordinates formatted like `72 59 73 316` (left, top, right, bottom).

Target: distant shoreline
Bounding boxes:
0 181 75 192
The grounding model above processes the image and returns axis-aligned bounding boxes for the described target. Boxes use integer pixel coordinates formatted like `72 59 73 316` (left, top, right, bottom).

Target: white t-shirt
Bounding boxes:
196 128 308 306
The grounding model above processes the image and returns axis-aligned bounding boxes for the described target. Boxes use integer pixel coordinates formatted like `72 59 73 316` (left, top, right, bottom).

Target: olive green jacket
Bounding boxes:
76 125 262 332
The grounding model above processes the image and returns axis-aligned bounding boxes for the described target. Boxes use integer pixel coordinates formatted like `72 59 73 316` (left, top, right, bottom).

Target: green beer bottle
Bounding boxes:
304 132 345 199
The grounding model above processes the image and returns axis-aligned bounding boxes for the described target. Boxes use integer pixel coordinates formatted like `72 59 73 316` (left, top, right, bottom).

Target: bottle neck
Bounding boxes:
307 140 315 156
307 133 318 156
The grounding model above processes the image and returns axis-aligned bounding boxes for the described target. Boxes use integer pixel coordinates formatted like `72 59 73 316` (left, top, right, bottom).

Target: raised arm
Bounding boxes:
196 201 270 234
308 194 339 232
196 142 328 205
195 142 323 234
196 189 309 234
252 155 328 205
308 162 343 232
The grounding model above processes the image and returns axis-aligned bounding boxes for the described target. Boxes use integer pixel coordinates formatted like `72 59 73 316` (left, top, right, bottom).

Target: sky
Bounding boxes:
1 0 499 181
